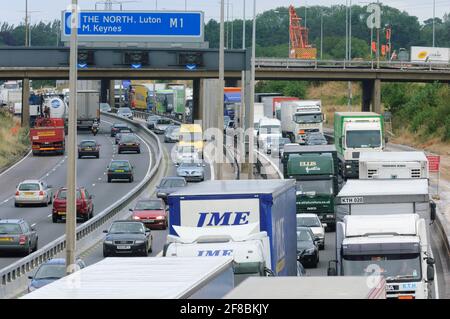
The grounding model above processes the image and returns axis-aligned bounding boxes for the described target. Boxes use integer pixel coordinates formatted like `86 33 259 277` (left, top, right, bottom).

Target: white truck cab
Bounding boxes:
329 214 435 299
257 117 282 153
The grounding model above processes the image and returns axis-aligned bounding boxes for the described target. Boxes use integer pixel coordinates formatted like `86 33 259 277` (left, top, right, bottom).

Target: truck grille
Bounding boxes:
114 240 134 245
411 169 421 178
367 169 378 178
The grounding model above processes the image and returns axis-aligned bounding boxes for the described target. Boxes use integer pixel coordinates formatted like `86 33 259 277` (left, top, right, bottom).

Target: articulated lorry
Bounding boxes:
284 150 338 229
168 180 298 276
328 214 435 299
279 100 323 144
359 151 428 180
23 257 235 299
334 112 385 179
164 224 274 285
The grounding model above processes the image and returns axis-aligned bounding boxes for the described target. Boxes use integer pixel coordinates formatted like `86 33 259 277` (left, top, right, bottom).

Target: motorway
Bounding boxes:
0 119 153 269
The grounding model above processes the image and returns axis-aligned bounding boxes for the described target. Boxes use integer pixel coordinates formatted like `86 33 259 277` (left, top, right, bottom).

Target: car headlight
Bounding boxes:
156 216 164 220
345 165 352 169
135 240 145 244
104 240 113 244
306 248 316 254
132 216 140 220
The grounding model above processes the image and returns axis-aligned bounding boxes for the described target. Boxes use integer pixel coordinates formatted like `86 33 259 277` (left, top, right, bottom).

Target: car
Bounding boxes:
107 160 134 183
110 123 130 137
117 107 133 120
305 132 328 146
176 161 205 182
173 145 200 165
28 258 86 292
130 199 168 230
100 102 112 113
78 140 100 159
156 176 187 203
14 180 53 207
115 128 133 144
296 226 319 268
153 118 173 134
0 219 38 255
118 134 140 154
296 214 326 250
164 126 180 143
52 187 95 223
102 220 152 257
146 115 161 130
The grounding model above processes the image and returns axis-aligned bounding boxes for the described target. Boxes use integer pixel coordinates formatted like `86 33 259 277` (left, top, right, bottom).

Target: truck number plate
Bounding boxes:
341 197 364 204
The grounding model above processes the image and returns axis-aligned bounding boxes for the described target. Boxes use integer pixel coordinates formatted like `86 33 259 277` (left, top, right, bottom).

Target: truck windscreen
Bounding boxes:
295 180 333 195
346 130 381 148
259 125 280 134
293 113 322 124
342 253 421 282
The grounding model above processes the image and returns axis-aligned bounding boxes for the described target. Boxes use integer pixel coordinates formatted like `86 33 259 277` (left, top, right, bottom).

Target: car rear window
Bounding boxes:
57 190 82 200
120 135 137 143
0 223 22 234
80 141 96 147
18 183 40 191
110 161 131 169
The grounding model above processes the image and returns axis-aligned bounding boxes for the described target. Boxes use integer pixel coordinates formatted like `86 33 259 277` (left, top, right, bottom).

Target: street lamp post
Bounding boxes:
217 0 225 180
432 0 435 47
25 0 28 47
320 13 323 60
248 0 256 179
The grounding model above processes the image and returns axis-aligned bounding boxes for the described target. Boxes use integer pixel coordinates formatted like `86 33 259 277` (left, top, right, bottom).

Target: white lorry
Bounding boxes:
328 214 436 299
77 90 100 129
279 100 323 144
257 117 282 153
164 224 273 285
0 81 21 106
22 257 235 299
359 151 428 180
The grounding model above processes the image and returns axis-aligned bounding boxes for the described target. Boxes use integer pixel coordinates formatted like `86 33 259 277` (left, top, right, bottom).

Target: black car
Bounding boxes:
118 134 140 154
110 123 131 137
156 176 187 203
107 160 134 183
0 219 38 256
102 220 152 257
296 226 319 268
78 140 100 159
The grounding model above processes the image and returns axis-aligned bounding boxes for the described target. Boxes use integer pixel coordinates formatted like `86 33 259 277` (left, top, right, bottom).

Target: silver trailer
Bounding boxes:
77 90 100 129
22 257 234 299
359 151 428 179
224 276 386 299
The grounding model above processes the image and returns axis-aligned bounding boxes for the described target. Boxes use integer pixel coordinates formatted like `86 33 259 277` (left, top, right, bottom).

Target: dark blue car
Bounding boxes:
28 258 86 292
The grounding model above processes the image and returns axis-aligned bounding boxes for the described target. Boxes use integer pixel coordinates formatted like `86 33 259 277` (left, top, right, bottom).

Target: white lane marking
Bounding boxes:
92 184 96 187
98 178 102 180
0 150 32 178
47 214 52 218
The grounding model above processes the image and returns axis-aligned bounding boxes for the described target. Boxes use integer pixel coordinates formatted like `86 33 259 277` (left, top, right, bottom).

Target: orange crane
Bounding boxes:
289 4 317 59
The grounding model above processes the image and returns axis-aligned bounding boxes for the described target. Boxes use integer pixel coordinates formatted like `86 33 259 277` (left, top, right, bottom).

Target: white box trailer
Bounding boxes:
22 257 234 299
223 277 386 299
77 90 100 129
359 151 428 179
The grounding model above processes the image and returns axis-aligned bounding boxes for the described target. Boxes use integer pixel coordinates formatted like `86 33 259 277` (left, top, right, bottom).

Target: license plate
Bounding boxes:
0 237 13 242
117 245 131 250
115 170 125 173
24 192 35 196
85 148 93 151
58 211 66 215
126 143 134 146
144 220 155 223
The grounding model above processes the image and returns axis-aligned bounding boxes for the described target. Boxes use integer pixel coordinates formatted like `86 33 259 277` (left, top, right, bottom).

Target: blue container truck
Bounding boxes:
168 179 297 276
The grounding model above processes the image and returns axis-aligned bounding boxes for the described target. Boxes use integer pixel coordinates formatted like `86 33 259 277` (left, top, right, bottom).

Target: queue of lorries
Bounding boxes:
11 87 437 299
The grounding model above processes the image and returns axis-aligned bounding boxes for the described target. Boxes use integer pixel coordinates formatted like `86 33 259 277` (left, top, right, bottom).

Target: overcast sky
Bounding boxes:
2 0 447 25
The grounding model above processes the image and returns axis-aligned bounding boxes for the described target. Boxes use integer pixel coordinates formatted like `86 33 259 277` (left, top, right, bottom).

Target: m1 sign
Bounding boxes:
427 155 440 172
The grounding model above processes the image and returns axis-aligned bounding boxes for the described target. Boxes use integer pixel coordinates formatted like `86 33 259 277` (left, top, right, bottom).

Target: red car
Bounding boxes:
130 199 167 230
52 187 95 223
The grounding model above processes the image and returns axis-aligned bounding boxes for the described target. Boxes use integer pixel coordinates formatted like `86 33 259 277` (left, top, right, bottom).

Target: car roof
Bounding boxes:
137 198 163 203
297 214 320 219
0 219 24 224
113 123 128 127
42 258 66 265
110 159 131 163
80 140 97 143
111 220 144 224
19 180 41 184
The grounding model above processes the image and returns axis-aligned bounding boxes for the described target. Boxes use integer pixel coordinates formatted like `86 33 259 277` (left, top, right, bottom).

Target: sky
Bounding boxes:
2 0 448 26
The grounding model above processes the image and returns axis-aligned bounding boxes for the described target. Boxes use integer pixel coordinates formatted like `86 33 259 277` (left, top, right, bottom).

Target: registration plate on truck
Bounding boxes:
340 197 364 204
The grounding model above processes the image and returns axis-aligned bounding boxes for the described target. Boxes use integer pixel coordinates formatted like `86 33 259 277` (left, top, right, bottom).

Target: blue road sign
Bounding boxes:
131 64 142 69
78 63 88 69
64 11 203 40
186 64 197 70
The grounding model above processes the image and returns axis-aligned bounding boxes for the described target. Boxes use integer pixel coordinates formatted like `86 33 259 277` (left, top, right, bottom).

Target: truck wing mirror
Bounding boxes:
427 264 435 282
430 201 436 223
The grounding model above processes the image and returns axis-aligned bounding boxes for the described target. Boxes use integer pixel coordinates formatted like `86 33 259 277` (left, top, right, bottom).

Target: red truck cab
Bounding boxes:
30 118 65 155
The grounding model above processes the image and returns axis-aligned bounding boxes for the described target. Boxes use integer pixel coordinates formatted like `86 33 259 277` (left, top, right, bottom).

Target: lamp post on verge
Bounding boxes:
248 0 256 179
217 0 225 180
66 0 79 275
432 0 435 47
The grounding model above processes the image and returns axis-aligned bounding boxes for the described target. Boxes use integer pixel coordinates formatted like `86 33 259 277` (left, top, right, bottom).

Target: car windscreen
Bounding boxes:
0 223 22 235
160 179 185 188
296 217 321 228
110 161 131 170
296 229 313 242
118 108 132 113
80 141 96 147
34 264 66 280
179 162 201 169
135 201 163 210
109 222 145 234
57 190 82 200
19 183 40 191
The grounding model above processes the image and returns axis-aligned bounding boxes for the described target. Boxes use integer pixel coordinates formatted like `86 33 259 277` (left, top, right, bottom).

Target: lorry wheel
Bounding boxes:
107 177 112 183
52 215 58 223
14 202 19 208
96 154 99 159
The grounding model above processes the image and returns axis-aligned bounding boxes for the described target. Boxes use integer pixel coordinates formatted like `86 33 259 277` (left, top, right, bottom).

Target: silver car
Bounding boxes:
154 118 172 134
164 125 180 143
15 180 53 207
117 107 133 120
176 161 205 182
0 219 38 255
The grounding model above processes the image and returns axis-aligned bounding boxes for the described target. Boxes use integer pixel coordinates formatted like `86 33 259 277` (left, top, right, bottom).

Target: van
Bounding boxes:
179 124 203 157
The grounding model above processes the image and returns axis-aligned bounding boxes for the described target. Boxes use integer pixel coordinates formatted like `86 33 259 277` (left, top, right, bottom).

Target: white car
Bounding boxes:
173 145 200 165
15 180 53 207
296 214 326 250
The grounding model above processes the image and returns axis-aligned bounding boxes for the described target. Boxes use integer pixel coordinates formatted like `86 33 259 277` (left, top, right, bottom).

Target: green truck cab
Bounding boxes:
282 144 339 229
334 112 385 179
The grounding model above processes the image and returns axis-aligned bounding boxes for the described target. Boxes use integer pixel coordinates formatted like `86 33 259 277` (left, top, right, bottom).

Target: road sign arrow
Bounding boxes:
77 63 88 69
186 64 197 70
131 63 142 69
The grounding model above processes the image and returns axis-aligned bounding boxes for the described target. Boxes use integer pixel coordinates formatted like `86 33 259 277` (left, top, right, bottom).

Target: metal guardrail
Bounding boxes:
255 58 450 71
0 112 163 299
254 149 284 180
